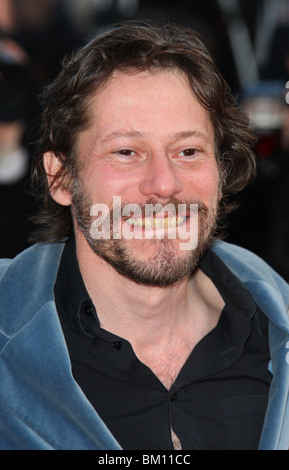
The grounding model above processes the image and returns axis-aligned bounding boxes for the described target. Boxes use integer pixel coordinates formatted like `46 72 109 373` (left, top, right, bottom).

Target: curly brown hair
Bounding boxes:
30 20 257 242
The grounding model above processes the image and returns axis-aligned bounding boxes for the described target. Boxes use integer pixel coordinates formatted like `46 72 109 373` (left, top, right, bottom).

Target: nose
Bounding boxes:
139 154 183 200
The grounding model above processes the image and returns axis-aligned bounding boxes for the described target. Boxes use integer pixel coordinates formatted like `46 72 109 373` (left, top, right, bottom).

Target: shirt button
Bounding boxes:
170 393 177 402
84 303 94 317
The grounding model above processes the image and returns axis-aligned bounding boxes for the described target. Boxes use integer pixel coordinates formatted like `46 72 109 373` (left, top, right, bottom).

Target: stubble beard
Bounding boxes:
71 182 218 287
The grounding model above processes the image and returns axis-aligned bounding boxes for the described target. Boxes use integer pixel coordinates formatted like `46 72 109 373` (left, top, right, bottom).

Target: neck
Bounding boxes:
75 233 224 349
75 233 225 390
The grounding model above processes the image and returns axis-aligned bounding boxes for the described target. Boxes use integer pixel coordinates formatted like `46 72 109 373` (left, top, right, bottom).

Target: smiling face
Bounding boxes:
52 69 221 285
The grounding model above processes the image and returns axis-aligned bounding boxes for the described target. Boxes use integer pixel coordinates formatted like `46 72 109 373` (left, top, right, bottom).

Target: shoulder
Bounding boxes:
0 242 65 338
211 241 289 328
0 242 64 285
211 240 288 290
0 259 12 279
212 240 268 268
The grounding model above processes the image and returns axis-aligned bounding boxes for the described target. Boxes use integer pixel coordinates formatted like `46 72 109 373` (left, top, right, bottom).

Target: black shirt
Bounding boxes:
54 238 272 450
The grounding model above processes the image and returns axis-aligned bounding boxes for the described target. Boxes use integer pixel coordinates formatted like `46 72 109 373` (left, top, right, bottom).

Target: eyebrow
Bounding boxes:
173 130 211 143
99 129 211 144
99 130 144 144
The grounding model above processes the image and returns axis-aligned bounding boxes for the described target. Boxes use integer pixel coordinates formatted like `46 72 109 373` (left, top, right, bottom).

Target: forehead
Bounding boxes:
82 69 214 144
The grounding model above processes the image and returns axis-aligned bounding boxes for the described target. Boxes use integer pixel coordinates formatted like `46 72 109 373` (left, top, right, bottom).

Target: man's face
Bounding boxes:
72 69 221 286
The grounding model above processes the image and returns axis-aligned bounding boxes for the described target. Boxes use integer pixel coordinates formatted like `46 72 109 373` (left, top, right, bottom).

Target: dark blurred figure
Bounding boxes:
0 0 83 132
0 0 82 258
0 38 35 258
227 80 289 281
1 0 82 84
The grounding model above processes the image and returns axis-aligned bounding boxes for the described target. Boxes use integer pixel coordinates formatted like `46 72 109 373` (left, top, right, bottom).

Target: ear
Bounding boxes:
43 151 72 206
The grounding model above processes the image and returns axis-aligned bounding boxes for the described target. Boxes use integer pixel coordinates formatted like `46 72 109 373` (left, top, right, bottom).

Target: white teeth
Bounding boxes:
126 216 186 228
136 219 146 228
153 218 163 229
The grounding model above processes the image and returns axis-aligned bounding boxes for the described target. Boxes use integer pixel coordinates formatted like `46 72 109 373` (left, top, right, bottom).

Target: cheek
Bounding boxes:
186 165 220 204
80 163 138 205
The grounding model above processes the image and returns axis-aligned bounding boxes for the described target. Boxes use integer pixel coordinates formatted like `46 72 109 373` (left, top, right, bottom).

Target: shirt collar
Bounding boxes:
54 237 257 344
54 237 99 338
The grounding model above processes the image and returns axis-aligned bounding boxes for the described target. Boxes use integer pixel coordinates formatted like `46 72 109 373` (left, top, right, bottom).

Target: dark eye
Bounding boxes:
112 149 137 160
181 148 197 157
118 149 135 156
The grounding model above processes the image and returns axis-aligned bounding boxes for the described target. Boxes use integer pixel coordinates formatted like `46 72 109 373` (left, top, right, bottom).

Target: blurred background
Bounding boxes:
0 0 288 280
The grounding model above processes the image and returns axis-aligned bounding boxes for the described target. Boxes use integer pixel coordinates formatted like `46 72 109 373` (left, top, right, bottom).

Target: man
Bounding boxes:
0 21 289 451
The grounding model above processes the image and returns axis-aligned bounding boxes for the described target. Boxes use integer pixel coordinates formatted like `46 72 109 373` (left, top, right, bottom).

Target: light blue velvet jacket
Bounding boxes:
0 240 289 450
